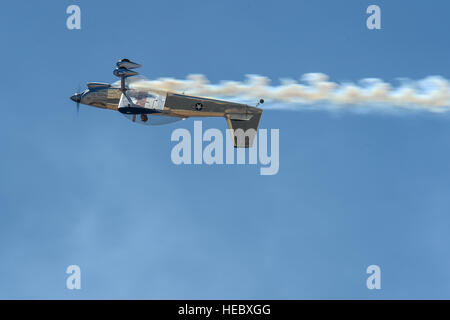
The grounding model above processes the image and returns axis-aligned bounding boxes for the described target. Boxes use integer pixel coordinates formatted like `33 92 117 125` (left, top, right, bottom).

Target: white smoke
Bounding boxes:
121 73 450 113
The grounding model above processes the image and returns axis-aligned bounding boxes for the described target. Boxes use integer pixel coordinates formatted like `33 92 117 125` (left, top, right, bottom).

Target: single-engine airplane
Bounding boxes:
70 59 263 147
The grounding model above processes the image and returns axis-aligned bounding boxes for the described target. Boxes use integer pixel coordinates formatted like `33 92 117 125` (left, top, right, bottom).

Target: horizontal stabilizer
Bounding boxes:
116 59 141 69
114 67 139 78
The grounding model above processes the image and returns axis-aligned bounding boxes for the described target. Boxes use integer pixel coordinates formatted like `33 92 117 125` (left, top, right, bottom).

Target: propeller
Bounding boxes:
76 84 80 115
70 84 82 115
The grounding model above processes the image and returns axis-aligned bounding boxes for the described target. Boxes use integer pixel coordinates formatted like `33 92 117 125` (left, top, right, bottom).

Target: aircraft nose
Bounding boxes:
70 93 81 103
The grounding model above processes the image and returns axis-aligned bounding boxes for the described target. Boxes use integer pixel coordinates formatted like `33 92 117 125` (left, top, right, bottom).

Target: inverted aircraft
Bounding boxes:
70 59 263 147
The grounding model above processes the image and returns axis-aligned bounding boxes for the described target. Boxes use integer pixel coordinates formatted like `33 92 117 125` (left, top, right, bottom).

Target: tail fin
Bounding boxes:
225 108 263 148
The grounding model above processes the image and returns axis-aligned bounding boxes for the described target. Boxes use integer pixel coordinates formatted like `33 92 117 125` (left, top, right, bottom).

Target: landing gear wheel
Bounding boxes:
140 114 148 122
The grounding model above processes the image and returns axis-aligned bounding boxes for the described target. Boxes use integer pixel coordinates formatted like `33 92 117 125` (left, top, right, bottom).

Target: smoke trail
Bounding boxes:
121 73 450 113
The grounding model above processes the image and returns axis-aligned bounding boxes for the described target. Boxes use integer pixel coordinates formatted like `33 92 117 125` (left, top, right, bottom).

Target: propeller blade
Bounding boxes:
76 84 80 115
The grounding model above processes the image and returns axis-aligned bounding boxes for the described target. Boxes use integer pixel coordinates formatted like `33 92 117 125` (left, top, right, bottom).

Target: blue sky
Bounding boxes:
0 0 449 299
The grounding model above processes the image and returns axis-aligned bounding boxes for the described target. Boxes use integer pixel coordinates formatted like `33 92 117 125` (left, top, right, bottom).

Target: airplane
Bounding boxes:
70 59 264 147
